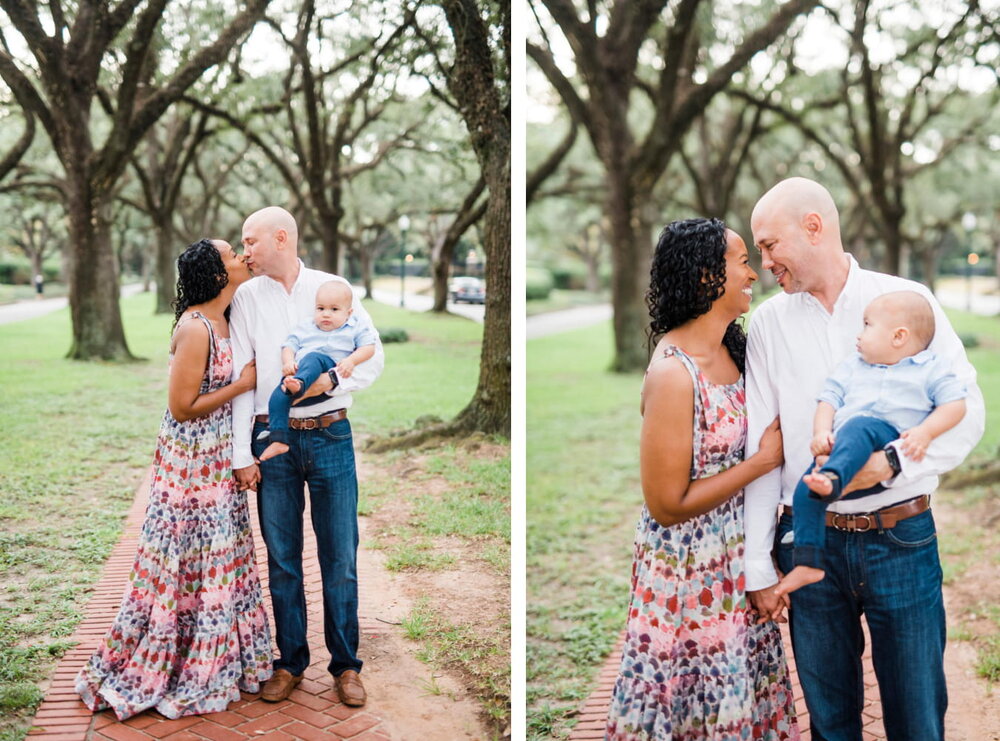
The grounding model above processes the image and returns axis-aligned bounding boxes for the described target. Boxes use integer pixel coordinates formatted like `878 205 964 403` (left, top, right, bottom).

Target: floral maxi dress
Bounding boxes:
76 312 273 720
606 346 798 740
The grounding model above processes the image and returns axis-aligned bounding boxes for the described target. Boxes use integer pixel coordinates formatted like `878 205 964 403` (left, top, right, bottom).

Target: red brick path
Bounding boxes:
26 469 392 741
569 624 887 740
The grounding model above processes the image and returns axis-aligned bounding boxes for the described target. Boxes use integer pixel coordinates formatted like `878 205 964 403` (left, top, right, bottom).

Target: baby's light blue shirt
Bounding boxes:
819 350 967 433
282 314 378 364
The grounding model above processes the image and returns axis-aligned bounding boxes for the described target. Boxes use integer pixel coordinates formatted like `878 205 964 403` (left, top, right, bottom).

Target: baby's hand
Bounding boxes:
810 431 835 458
336 358 355 379
282 360 298 376
900 427 931 462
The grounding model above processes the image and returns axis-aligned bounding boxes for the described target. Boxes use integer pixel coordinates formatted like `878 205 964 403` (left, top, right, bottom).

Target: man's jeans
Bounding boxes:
776 509 946 741
252 418 361 677
792 415 898 569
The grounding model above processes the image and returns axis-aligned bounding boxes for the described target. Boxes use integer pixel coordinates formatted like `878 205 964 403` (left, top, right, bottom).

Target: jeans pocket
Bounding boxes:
884 511 937 548
320 419 352 442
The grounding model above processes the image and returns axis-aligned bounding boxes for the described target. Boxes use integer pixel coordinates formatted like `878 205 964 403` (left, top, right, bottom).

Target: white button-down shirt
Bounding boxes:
229 261 385 469
743 255 985 590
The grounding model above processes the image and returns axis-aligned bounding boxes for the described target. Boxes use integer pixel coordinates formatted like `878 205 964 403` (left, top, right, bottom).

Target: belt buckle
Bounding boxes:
833 513 874 532
300 417 319 430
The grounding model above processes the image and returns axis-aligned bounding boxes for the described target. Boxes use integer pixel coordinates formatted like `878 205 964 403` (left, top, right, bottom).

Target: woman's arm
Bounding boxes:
168 321 256 422
641 357 782 527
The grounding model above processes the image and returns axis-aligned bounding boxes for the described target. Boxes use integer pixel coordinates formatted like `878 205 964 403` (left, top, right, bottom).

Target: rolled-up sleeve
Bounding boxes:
229 288 257 470
817 356 853 409
887 299 984 486
331 293 384 394
744 311 782 591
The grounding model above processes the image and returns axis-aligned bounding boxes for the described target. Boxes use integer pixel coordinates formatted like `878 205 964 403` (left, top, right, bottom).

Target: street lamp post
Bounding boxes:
962 212 977 312
398 215 410 308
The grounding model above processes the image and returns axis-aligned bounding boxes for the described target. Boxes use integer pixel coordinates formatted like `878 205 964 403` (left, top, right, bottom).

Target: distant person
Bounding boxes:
606 218 798 740
230 207 384 707
76 239 272 719
744 177 984 740
256 280 377 462
33 273 44 299
776 291 967 597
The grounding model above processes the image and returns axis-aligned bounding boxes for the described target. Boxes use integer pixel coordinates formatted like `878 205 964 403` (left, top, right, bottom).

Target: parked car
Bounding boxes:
448 276 485 304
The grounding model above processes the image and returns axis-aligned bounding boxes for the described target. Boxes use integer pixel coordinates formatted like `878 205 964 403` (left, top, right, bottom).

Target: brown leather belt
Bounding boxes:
254 409 347 430
782 495 930 532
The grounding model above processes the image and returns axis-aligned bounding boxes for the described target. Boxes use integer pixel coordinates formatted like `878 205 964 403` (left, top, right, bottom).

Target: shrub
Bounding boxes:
526 267 554 301
379 327 409 343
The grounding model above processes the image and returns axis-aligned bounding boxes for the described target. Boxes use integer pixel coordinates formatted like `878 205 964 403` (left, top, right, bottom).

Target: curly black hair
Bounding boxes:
171 239 229 330
646 217 746 373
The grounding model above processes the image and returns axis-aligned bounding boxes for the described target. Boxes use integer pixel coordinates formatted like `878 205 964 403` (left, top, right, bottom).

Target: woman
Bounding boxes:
76 239 273 720
606 219 798 739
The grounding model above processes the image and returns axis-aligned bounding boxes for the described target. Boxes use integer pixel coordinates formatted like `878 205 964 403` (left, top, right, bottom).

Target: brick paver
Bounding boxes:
569 624 886 740
26 469 390 740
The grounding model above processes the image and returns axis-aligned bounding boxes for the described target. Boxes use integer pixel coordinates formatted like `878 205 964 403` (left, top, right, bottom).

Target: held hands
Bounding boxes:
899 426 932 462
235 359 257 392
336 358 355 379
810 431 835 458
748 583 789 625
753 417 784 472
234 463 260 492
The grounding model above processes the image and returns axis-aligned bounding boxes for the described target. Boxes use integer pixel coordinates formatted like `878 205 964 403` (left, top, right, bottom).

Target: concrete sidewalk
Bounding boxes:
568 626 885 740
26 469 392 741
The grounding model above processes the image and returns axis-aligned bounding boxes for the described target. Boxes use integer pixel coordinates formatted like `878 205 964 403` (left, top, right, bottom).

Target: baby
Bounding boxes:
258 280 377 461
776 290 967 596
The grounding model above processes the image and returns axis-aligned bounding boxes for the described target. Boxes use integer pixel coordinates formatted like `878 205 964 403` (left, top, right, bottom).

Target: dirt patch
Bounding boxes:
935 488 1000 740
356 442 510 739
358 523 493 741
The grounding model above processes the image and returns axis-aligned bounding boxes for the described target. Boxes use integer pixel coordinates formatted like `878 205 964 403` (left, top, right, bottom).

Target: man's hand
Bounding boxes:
748 585 789 625
841 450 894 495
291 370 334 404
234 464 260 491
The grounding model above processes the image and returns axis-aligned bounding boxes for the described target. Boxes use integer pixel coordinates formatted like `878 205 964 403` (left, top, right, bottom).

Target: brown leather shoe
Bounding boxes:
334 670 366 706
261 668 303 702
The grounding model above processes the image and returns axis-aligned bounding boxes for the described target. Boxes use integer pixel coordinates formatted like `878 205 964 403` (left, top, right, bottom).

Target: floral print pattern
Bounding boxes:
76 312 272 720
606 345 798 740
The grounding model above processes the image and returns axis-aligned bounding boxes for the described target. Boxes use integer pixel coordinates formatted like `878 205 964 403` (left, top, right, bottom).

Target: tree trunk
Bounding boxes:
154 217 175 314
920 247 939 294
585 254 600 294
606 164 651 373
431 243 451 312
453 154 510 435
879 214 904 276
318 216 342 275
66 185 133 360
360 249 373 299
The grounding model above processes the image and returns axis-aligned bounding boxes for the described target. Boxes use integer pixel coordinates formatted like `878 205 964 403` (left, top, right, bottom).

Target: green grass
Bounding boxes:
401 598 511 728
526 305 1000 739
0 292 497 740
354 301 482 435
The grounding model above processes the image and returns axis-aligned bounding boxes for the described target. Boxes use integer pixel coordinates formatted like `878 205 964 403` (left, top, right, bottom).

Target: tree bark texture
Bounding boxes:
440 0 511 436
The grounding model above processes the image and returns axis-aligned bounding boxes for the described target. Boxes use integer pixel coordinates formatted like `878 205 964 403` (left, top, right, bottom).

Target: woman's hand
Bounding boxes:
235 359 257 392
753 417 783 471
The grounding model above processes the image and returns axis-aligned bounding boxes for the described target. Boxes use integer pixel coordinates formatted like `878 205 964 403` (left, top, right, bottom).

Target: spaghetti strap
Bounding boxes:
175 311 218 393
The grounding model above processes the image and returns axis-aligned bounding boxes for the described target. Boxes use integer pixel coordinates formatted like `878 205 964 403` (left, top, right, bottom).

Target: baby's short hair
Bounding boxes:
873 290 936 350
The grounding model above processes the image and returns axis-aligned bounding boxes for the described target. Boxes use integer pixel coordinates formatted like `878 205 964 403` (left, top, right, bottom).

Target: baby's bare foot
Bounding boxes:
804 471 834 498
282 377 302 395
259 442 289 461
775 565 825 597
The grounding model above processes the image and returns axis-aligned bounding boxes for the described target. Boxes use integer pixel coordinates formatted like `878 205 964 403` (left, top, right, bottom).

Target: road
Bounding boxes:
366 287 485 323
0 284 146 325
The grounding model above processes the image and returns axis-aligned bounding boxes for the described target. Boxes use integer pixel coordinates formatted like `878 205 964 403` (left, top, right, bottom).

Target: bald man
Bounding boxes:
743 178 984 740
229 207 384 706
